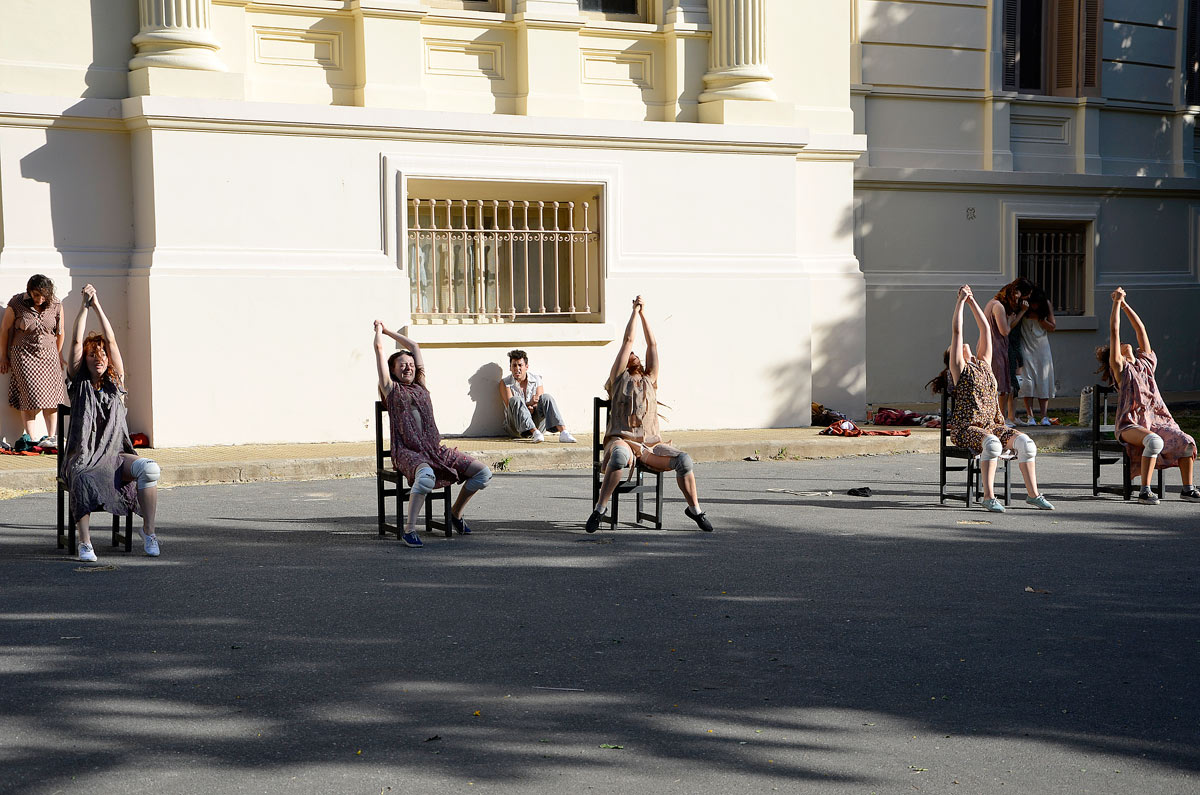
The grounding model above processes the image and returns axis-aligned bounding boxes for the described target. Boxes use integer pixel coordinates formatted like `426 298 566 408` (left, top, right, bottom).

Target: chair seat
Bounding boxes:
592 398 664 530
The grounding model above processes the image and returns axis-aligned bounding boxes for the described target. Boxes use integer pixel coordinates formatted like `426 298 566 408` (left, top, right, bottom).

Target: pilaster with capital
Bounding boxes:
699 0 791 125
128 0 243 98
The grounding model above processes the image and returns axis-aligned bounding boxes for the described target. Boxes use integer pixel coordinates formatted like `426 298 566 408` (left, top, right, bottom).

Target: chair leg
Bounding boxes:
396 482 405 536
111 514 120 549
1003 460 1011 506
377 476 385 537
57 486 66 550
655 472 664 529
443 487 452 537
1156 467 1165 499
965 460 975 507
68 508 77 556
1122 452 1132 501
125 512 133 552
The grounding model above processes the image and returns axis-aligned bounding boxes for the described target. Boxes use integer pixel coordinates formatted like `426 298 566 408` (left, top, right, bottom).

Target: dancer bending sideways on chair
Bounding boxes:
587 296 712 533
928 285 1054 513
1096 288 1198 504
65 285 161 561
374 321 491 547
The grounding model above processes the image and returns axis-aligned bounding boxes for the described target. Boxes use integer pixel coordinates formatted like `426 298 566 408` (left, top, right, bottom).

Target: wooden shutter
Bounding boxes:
1079 0 1102 96
1003 0 1020 90
1187 0 1200 106
1050 0 1080 96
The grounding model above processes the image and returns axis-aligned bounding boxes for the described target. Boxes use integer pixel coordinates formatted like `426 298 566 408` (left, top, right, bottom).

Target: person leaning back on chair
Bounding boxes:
1094 287 1198 504
373 320 492 548
927 284 1054 514
586 295 712 533
498 349 576 444
64 284 162 562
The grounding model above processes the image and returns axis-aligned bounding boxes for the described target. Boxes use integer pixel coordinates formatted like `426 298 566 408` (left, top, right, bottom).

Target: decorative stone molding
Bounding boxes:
130 0 227 71
700 0 774 103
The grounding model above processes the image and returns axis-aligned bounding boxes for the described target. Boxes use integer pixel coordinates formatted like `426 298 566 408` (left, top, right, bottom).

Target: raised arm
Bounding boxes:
1121 294 1152 356
86 286 124 382
68 295 88 375
374 320 393 398
0 306 13 375
969 294 988 365
638 298 658 383
1108 288 1126 377
948 286 969 384
1039 301 1056 332
608 298 641 387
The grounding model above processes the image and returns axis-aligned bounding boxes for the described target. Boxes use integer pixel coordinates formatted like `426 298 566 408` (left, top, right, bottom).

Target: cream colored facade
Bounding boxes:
853 0 1200 404
0 1 865 446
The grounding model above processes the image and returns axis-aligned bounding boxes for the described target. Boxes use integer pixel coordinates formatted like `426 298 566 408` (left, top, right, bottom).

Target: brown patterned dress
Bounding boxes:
385 371 479 488
602 370 682 468
1115 349 1197 470
948 359 1018 455
6 293 67 411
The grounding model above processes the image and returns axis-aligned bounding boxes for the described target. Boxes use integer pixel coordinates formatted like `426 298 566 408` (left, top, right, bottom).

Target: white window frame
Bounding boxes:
1001 199 1099 329
382 153 621 344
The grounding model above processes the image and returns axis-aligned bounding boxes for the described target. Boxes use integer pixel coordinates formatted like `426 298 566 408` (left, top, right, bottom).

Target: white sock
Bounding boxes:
593 504 608 515
687 503 703 515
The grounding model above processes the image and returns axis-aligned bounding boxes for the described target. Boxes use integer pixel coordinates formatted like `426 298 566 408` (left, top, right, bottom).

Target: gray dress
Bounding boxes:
64 375 139 519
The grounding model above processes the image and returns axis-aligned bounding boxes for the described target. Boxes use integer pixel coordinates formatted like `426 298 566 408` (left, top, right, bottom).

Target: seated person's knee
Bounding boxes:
410 464 436 496
672 451 694 477
606 443 632 473
1013 433 1036 463
465 465 492 491
980 434 1003 461
1141 432 1164 458
131 457 161 489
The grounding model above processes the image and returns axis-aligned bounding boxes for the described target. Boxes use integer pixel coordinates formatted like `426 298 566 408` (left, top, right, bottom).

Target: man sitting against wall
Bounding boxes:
497 349 576 443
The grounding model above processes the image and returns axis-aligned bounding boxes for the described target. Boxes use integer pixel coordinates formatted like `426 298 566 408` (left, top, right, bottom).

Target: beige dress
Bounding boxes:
603 370 681 470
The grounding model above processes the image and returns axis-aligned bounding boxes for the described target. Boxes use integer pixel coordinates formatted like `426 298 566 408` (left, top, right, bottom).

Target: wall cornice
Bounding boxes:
856 167 1200 197
116 95 811 155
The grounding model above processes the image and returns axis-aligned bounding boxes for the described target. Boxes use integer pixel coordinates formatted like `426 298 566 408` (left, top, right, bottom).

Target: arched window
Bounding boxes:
1003 0 1102 96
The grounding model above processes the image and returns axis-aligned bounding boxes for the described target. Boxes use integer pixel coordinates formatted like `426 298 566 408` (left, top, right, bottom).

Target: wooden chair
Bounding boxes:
591 397 664 529
938 388 1011 507
55 404 133 556
375 400 452 539
1091 384 1164 500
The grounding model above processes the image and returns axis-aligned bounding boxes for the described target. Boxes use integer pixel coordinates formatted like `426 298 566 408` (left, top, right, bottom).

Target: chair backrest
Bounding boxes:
374 400 388 468
939 383 953 449
1091 383 1116 439
592 397 610 466
56 403 70 482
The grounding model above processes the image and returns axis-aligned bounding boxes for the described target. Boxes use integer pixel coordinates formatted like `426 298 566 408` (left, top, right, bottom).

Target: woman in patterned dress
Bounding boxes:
928 285 1054 513
586 295 711 534
984 280 1031 426
373 320 491 548
1095 287 1198 504
0 274 67 446
65 284 162 561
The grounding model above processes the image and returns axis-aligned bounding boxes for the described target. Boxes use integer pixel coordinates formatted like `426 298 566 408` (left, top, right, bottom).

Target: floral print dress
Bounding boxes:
949 359 1018 455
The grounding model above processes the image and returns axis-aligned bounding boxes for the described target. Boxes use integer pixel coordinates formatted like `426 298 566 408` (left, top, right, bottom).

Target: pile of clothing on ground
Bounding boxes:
872 407 941 428
0 432 56 455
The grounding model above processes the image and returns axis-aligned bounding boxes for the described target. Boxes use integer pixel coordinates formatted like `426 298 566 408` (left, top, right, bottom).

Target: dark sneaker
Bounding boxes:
1138 489 1159 505
585 510 604 533
685 506 714 532
451 515 471 535
1181 487 1200 502
401 531 424 548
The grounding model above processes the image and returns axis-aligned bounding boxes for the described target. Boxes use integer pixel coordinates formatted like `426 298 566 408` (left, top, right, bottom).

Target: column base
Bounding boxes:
129 67 244 100
698 99 794 126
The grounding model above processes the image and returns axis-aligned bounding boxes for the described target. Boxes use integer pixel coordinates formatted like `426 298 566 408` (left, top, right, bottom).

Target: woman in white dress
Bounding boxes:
1019 287 1056 425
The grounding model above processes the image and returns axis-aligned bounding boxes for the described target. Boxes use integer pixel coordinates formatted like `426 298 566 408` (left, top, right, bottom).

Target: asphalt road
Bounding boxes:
1 453 1197 795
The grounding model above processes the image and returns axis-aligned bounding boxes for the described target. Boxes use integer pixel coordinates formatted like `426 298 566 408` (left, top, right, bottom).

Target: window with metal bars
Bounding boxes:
406 198 600 322
1003 0 1102 96
1017 221 1089 316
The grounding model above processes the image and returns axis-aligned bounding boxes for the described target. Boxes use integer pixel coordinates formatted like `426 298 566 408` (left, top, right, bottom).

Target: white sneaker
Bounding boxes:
559 431 577 443
1024 418 1037 426
143 534 160 557
530 429 544 443
1040 417 1052 426
78 543 97 562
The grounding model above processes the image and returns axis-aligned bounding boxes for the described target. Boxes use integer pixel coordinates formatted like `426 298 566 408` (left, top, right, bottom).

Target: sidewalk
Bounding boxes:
0 425 1091 497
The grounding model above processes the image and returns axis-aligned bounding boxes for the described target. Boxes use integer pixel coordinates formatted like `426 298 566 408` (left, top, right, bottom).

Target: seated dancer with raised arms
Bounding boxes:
928 285 1054 513
65 285 162 561
587 296 713 533
1096 288 1198 504
374 321 492 547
